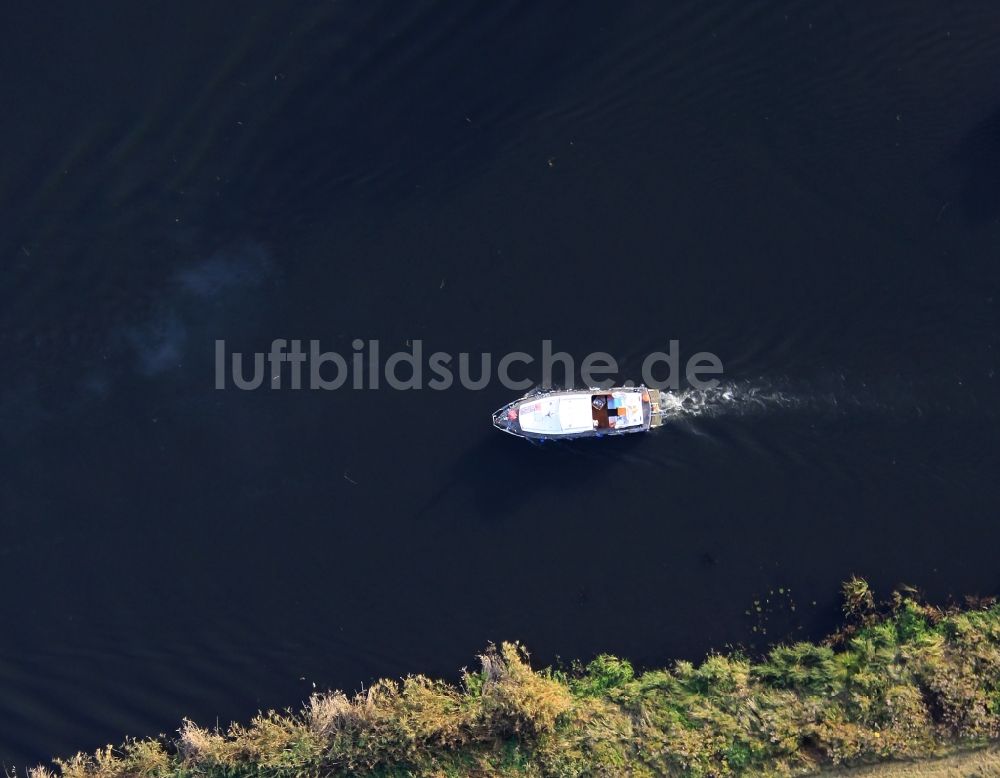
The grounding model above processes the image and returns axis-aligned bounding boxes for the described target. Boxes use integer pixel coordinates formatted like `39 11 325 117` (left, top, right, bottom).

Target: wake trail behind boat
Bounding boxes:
658 372 994 423
660 379 809 420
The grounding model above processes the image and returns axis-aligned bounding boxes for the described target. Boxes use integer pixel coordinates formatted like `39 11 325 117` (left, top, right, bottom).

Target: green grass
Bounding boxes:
34 582 1000 777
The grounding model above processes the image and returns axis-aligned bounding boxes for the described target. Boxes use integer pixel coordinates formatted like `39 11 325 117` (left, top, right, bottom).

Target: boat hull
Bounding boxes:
492 386 666 440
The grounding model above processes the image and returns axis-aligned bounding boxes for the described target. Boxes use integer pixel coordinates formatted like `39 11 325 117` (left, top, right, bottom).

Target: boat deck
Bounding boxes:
592 398 612 429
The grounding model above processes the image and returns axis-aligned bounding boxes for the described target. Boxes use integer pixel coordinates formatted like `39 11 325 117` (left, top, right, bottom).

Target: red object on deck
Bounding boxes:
507 408 518 420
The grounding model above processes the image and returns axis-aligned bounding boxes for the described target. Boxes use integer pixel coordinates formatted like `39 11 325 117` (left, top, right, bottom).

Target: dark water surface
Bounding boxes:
3 1 1000 766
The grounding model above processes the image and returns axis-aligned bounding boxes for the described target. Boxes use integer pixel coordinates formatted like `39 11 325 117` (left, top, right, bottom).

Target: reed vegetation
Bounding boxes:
34 580 1000 777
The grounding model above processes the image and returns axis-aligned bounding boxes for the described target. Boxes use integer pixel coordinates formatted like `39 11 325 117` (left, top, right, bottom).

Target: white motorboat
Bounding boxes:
492 386 668 440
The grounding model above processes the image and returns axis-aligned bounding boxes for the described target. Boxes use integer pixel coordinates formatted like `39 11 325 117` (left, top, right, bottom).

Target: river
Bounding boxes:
2 1 999 766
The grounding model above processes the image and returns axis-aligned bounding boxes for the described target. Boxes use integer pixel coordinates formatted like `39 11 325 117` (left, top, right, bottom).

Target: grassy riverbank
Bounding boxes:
39 580 1000 777
821 745 1000 777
